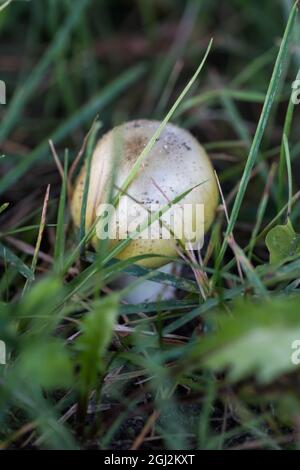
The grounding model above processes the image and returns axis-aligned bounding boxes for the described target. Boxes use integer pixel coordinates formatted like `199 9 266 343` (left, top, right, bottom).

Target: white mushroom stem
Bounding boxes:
113 262 178 304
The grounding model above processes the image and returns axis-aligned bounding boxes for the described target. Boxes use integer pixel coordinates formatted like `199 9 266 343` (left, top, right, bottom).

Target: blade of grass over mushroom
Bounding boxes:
62 119 124 273
117 269 167 299
215 2 298 273
105 180 208 265
85 252 199 292
79 121 100 250
60 258 159 308
61 180 207 303
0 64 146 197
0 0 92 144
93 121 125 263
69 147 210 275
0 242 34 280
115 263 199 293
87 250 240 293
278 69 300 211
111 176 188 256
54 150 68 272
113 38 213 207
118 298 199 315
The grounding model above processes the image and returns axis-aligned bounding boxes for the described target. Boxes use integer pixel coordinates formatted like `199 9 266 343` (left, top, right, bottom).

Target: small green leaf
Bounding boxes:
206 327 300 384
75 295 119 394
190 297 300 384
265 219 300 265
19 339 73 390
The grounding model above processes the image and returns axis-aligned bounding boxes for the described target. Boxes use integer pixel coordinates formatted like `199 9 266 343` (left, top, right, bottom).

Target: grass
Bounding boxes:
1 0 300 451
215 0 298 271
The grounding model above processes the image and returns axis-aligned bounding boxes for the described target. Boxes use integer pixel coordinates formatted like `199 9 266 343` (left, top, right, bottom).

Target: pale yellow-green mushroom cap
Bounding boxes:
71 120 218 268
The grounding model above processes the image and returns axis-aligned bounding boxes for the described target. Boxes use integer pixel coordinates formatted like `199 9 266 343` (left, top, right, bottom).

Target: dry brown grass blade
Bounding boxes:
22 185 50 294
49 139 73 200
215 169 244 282
131 409 160 450
32 184 50 273
0 421 37 450
68 116 100 190
49 140 64 180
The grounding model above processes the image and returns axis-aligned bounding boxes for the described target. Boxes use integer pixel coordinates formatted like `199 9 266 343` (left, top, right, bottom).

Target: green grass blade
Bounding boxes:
278 69 300 210
54 150 68 271
215 2 298 270
113 38 213 207
0 64 146 197
84 252 199 293
79 122 100 250
248 165 276 260
0 0 13 13
163 286 244 335
118 263 199 293
178 89 269 116
0 241 34 280
0 202 9 215
105 180 208 265
228 239 269 298
283 133 293 216
118 298 198 315
232 46 276 87
0 0 92 143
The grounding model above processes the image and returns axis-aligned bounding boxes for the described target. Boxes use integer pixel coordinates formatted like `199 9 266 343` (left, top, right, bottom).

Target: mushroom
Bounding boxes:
71 119 218 301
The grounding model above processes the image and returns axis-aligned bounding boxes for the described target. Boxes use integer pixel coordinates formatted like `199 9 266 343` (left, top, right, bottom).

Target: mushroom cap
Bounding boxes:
71 119 218 268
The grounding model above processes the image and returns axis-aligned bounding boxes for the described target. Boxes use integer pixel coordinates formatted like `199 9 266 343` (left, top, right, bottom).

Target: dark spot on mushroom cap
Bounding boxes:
124 135 148 163
182 142 191 151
